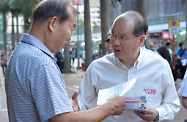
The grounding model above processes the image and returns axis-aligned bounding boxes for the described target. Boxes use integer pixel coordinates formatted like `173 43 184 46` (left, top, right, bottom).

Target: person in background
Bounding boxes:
7 48 14 60
70 48 76 67
166 41 173 61
178 70 187 122
157 42 177 81
105 38 113 54
157 45 172 67
75 10 180 122
177 42 187 79
1 50 7 76
165 41 178 81
54 49 64 73
5 0 126 122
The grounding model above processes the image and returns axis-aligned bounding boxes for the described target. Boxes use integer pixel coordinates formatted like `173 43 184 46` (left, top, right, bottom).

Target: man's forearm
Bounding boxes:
182 97 187 110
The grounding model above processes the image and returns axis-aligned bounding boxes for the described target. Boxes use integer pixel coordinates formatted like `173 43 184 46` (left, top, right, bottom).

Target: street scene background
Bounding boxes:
0 0 187 121
0 59 187 122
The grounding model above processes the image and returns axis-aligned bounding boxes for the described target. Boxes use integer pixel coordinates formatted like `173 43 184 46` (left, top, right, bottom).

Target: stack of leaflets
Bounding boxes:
126 96 146 110
97 78 147 110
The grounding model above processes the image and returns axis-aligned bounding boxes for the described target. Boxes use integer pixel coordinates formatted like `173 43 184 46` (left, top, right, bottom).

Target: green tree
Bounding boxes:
72 17 84 35
136 0 147 47
185 0 187 43
63 43 71 73
20 0 40 32
8 0 39 49
181 0 187 44
101 0 122 55
0 0 10 51
100 0 110 55
84 0 92 69
9 0 22 48
136 0 147 19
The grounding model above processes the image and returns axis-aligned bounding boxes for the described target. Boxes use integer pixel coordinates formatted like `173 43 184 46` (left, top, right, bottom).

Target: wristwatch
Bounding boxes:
153 113 159 121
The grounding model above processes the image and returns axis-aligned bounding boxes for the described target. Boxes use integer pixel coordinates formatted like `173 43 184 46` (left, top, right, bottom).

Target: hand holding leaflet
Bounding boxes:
97 78 137 105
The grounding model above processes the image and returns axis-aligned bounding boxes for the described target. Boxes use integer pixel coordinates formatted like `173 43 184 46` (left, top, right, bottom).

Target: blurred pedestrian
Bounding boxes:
105 38 113 54
54 50 64 73
70 48 76 67
7 48 14 59
166 41 173 61
75 10 180 122
157 46 172 67
0 50 7 76
157 43 177 81
5 0 126 122
176 42 187 79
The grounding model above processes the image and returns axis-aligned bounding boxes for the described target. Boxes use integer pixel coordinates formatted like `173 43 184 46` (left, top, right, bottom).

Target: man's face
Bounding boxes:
53 14 76 52
105 41 113 52
181 45 185 50
111 19 143 63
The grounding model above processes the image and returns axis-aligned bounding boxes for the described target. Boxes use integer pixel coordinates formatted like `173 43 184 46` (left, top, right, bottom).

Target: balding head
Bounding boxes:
112 10 148 37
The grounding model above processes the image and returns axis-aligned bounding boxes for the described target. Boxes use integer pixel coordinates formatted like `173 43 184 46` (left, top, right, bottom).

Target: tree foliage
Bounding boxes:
0 0 40 50
72 17 84 35
7 0 40 32
181 0 185 4
0 0 10 12
21 0 40 31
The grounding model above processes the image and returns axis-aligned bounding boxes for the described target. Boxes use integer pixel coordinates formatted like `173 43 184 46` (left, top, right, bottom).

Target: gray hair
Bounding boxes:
32 0 77 23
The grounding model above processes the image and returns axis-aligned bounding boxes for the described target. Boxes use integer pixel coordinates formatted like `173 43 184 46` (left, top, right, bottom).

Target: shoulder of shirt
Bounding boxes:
141 47 168 63
16 43 54 67
88 53 116 69
93 53 115 63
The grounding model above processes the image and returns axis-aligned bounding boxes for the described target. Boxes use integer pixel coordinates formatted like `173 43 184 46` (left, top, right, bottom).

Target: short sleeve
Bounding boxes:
29 64 73 121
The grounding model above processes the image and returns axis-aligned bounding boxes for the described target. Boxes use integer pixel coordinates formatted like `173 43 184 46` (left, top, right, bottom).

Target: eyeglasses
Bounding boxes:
109 34 137 42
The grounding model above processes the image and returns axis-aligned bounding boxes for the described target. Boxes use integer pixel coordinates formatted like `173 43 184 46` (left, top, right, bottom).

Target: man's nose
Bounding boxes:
112 38 120 45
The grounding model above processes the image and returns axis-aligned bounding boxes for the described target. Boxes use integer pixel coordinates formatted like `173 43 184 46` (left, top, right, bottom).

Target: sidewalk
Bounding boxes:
0 67 8 122
63 68 84 98
1 66 187 122
0 67 84 122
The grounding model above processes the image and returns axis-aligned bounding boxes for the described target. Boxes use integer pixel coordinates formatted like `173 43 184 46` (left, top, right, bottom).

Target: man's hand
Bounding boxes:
182 96 187 110
107 95 126 115
70 92 79 112
134 108 158 121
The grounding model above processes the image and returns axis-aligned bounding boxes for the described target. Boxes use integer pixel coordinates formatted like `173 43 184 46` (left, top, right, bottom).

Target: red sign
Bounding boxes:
72 0 84 5
162 31 169 39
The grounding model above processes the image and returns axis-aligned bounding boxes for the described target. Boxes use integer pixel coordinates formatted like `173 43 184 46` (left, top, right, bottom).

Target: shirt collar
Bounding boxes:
20 33 55 59
114 47 144 69
136 47 144 68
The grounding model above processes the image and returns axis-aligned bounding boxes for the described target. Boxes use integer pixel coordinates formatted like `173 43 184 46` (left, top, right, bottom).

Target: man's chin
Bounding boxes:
114 51 120 55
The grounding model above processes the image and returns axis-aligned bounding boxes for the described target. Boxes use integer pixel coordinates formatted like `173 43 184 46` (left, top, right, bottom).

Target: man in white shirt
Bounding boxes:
75 10 181 122
178 79 187 109
178 70 187 121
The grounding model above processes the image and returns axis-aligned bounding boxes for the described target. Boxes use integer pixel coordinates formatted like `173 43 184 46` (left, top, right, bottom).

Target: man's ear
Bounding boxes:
139 35 146 47
48 17 58 32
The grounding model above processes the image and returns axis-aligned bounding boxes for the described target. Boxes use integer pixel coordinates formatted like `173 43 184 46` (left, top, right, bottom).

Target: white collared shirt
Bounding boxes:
178 70 187 97
78 48 180 122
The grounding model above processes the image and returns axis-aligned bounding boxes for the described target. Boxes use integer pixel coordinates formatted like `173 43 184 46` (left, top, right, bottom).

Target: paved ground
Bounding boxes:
0 66 187 122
